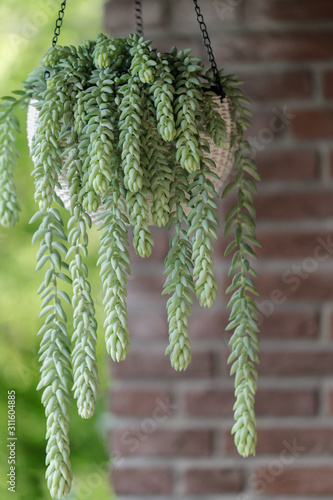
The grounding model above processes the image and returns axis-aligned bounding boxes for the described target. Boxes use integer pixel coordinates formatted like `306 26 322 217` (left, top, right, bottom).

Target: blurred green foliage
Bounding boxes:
0 1 115 499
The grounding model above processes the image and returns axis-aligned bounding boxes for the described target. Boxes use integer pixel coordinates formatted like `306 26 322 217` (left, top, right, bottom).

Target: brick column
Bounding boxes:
105 1 333 498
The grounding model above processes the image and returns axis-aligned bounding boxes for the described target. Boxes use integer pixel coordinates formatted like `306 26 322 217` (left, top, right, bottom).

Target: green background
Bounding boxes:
0 1 114 499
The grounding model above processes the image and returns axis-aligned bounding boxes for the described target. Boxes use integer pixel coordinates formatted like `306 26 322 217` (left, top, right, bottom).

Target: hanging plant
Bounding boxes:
0 1 261 497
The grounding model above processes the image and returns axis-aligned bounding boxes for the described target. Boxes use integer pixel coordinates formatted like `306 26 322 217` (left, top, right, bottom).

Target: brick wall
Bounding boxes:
104 1 333 498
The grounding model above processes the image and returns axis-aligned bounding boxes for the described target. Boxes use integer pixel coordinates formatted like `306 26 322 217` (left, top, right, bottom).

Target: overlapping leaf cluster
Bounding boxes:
0 33 261 497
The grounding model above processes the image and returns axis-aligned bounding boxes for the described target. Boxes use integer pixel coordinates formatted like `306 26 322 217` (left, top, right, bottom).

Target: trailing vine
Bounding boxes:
0 109 21 227
97 183 132 362
220 70 261 457
34 208 73 499
0 33 261 497
67 167 99 420
163 151 194 371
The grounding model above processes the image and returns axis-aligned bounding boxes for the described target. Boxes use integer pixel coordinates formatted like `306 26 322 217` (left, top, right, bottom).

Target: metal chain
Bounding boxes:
51 0 67 47
192 0 225 99
44 0 67 78
134 0 144 37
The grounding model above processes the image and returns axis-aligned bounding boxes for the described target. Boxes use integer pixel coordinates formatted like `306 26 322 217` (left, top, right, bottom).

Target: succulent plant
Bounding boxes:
0 32 260 498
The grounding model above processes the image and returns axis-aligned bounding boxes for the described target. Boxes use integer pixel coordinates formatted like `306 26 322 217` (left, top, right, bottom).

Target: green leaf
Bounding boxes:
243 177 258 194
235 226 242 245
32 228 47 245
243 234 262 248
241 242 257 259
55 303 67 322
58 290 71 305
243 200 256 219
222 180 238 198
52 241 68 255
224 218 237 237
29 210 46 225
224 240 237 257
36 255 50 271
243 164 261 181
55 272 72 285
39 305 54 318
224 205 238 223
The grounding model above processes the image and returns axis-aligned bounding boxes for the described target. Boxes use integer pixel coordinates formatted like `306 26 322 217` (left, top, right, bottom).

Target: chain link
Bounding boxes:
51 0 67 47
192 0 225 99
134 0 144 37
44 0 67 78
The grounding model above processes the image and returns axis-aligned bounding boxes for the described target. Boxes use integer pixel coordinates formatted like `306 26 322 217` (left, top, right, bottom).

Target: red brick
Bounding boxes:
127 273 165 302
256 150 319 180
254 192 333 219
256 231 331 258
224 269 333 304
112 429 213 457
219 229 326 262
328 389 333 414
212 32 333 63
183 468 243 494
183 388 234 417
184 388 317 417
128 312 168 340
261 310 319 339
245 0 333 22
245 110 287 140
256 389 318 416
328 313 333 341
254 271 333 301
257 428 333 455
324 71 333 98
189 311 229 339
258 351 333 376
226 428 333 455
242 72 312 101
102 3 333 499
111 351 214 379
254 468 333 495
292 109 333 138
104 0 167 33
112 467 172 495
111 389 172 417
171 0 238 31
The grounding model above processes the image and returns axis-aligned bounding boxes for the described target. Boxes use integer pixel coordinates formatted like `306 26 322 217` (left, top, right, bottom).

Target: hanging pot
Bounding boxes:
27 94 236 224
